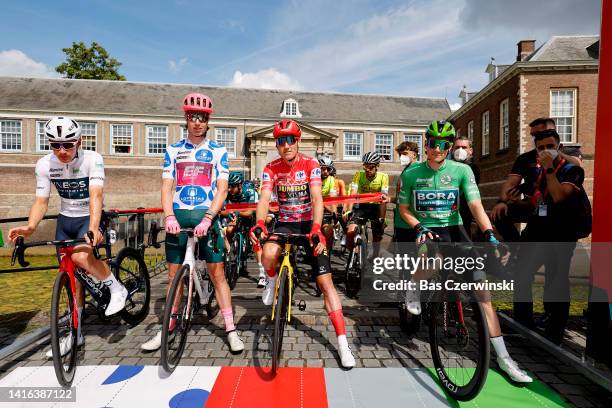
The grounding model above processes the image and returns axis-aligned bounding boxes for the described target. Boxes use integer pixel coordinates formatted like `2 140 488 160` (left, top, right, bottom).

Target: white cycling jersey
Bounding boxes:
35 149 105 217
162 138 229 210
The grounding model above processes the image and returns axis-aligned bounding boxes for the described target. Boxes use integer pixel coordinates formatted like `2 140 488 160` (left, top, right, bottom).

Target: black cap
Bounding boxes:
533 129 560 142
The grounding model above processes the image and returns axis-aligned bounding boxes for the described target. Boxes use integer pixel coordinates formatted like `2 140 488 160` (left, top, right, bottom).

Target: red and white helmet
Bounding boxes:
182 93 214 113
273 120 301 138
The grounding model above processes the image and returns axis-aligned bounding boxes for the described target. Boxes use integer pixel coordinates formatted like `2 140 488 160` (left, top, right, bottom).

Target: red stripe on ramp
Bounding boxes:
205 367 328 408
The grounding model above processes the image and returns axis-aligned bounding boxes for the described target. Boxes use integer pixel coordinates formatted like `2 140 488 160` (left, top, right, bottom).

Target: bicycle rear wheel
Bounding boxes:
116 247 150 325
429 289 489 401
272 267 289 374
161 264 193 373
50 271 78 387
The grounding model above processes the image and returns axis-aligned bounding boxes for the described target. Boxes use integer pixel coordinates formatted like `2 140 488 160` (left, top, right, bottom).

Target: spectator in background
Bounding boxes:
392 141 419 242
451 136 480 239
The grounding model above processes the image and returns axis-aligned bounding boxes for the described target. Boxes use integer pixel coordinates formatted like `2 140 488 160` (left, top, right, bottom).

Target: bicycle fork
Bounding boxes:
271 243 293 322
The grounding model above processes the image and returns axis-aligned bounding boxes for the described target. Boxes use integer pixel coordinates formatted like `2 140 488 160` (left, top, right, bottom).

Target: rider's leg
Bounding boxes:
345 223 358 252
261 241 282 305
322 223 334 253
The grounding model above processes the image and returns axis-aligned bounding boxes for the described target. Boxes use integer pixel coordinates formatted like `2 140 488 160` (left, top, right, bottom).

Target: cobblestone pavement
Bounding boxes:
1 256 610 408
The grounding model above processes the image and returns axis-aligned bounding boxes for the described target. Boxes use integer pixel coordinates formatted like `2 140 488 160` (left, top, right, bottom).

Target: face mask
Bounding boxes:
453 148 468 162
539 148 559 161
400 155 412 166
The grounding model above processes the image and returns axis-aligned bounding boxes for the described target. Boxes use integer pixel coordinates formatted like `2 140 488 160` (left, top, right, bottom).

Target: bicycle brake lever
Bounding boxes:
87 231 101 260
12 236 30 267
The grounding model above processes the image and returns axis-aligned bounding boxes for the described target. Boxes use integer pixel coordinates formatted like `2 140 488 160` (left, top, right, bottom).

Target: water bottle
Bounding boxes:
108 229 117 245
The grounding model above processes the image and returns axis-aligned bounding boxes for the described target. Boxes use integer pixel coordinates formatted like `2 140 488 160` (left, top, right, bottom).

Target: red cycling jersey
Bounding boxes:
261 153 322 223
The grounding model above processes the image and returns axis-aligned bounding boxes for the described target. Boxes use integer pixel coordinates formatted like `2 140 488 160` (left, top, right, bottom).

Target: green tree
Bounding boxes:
56 41 126 80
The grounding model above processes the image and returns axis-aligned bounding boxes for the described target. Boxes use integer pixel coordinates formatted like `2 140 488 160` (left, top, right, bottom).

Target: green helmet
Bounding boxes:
228 171 244 185
426 120 455 140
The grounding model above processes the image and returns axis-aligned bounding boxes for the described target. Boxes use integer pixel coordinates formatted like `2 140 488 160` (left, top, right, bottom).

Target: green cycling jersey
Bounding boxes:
398 159 480 227
349 170 389 195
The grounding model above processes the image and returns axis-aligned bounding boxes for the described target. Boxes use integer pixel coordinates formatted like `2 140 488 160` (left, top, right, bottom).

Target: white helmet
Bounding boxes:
45 116 81 142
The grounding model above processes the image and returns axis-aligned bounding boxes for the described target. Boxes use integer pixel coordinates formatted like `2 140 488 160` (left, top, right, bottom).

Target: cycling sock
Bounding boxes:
265 266 276 278
328 309 346 336
490 336 509 358
258 264 265 277
104 272 123 293
337 334 349 350
77 307 83 340
221 308 235 332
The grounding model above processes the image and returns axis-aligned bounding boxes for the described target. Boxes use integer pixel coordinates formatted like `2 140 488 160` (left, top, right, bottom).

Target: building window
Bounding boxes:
343 132 363 160
146 125 168 155
36 121 50 152
0 120 22 151
280 98 302 118
550 89 577 143
215 127 237 157
375 133 393 161
499 98 509 150
467 121 474 141
80 122 97 151
181 126 188 139
111 124 133 155
482 111 490 156
404 134 423 161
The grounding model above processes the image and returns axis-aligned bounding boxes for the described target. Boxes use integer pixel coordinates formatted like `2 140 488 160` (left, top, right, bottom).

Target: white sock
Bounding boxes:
337 334 349 349
77 307 83 340
104 272 123 293
491 336 509 358
258 264 265 277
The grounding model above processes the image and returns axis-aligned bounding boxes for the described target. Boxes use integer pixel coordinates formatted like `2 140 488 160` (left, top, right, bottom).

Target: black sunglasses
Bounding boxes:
49 142 77 150
275 135 298 146
186 112 209 122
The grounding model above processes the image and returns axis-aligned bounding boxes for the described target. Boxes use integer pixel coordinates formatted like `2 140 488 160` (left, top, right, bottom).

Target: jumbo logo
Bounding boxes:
296 170 306 181
195 149 213 163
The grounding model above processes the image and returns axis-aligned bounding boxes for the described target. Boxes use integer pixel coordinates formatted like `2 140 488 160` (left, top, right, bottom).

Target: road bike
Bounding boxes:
344 215 369 298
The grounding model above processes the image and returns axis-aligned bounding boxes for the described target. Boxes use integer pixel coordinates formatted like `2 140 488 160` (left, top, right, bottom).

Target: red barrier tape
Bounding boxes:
109 193 385 215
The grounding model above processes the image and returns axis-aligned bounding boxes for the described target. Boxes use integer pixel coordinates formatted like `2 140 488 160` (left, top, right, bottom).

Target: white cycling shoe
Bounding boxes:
46 334 84 359
141 330 162 351
497 356 533 383
405 287 422 315
227 331 245 353
262 275 277 306
257 266 267 288
339 344 356 368
105 286 128 316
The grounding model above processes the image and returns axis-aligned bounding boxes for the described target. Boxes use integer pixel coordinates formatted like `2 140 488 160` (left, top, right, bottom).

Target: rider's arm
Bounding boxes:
399 204 421 228
311 183 324 225
345 172 360 213
559 151 582 167
26 197 49 230
161 178 175 218
256 188 272 222
545 166 582 203
467 200 494 232
88 186 104 232
379 173 390 217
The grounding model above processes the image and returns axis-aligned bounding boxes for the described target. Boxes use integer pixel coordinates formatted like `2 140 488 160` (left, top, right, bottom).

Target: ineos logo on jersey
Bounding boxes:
55 180 87 189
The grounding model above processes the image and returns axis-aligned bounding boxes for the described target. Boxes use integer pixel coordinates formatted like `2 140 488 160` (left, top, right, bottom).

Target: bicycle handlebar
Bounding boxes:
11 231 101 268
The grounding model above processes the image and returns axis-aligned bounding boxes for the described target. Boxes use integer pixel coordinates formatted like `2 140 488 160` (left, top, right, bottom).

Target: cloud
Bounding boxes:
460 0 600 36
229 68 303 90
169 57 188 73
449 103 462 112
0 50 58 78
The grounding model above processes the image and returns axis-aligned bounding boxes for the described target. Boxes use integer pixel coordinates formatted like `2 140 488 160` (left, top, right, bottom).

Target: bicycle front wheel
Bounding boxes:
50 271 78 387
272 267 289 374
161 264 193 373
116 247 150 325
429 290 489 401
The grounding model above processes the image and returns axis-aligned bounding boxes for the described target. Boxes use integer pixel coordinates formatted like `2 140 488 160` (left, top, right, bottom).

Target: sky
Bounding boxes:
0 0 601 109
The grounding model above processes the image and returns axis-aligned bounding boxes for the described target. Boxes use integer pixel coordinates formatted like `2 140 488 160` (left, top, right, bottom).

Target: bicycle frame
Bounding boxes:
181 232 211 320
271 242 295 322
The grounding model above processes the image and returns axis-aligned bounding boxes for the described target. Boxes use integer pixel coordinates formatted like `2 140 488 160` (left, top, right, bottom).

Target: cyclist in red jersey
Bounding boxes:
250 120 355 368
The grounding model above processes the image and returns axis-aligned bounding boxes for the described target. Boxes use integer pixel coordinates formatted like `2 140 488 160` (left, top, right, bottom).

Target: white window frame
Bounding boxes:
36 120 50 152
214 127 237 158
467 121 474 142
110 123 133 155
343 131 363 160
145 125 168 156
550 88 577 143
374 133 393 161
404 134 423 161
0 120 22 152
181 126 188 139
80 122 97 151
280 98 302 118
481 111 490 156
499 98 509 150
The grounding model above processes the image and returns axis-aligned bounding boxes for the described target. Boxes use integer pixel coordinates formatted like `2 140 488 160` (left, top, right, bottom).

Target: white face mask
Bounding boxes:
400 154 412 166
540 148 559 160
453 148 468 162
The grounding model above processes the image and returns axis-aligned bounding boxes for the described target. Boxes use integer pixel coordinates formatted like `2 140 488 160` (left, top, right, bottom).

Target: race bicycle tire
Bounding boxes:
161 264 193 373
50 271 78 387
272 267 289 375
428 290 489 401
116 247 151 325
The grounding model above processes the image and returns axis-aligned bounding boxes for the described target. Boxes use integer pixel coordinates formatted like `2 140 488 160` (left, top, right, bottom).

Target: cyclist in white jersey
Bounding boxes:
8 117 128 357
141 93 244 353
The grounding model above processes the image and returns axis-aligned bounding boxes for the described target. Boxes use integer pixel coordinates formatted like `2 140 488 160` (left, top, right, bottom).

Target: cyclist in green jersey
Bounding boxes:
344 152 391 258
398 120 532 384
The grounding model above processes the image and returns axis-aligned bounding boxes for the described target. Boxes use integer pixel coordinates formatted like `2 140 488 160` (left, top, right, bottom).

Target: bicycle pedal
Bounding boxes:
298 300 306 311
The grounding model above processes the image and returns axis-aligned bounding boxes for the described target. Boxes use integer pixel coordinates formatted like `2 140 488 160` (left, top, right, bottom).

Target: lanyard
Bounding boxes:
531 159 565 207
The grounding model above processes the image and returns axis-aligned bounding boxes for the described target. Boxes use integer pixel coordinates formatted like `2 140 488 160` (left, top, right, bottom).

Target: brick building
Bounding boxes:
0 77 449 218
449 36 599 208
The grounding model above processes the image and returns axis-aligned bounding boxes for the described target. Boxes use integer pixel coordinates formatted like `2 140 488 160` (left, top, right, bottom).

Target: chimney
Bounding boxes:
517 40 536 61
